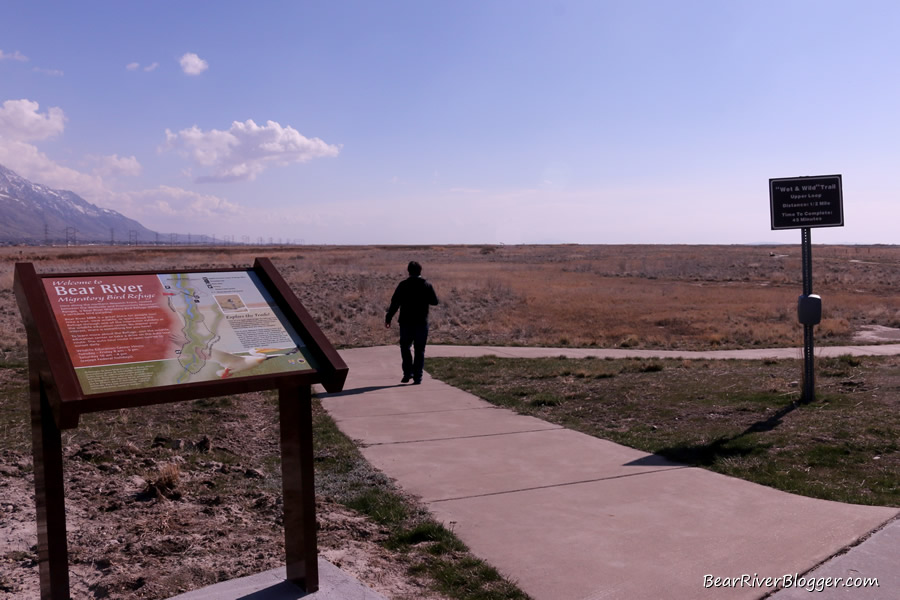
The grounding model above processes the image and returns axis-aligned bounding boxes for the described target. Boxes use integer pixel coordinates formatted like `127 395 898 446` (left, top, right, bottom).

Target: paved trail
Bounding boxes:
321 345 900 600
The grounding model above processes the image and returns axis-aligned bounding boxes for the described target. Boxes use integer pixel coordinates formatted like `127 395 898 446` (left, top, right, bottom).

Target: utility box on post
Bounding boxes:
797 294 822 326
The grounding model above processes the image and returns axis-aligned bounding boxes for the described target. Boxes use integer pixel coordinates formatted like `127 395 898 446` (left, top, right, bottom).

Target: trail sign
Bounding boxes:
768 173 844 402
769 174 843 230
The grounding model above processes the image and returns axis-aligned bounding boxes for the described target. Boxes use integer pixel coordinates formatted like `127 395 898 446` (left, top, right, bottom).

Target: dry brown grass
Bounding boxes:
144 463 182 500
1 243 899 365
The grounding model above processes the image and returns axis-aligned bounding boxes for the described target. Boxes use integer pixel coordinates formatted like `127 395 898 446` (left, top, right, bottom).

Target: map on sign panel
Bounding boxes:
43 271 317 395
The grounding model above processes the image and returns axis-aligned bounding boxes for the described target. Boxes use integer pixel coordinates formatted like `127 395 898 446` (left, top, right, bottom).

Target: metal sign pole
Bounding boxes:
801 227 815 402
770 174 842 403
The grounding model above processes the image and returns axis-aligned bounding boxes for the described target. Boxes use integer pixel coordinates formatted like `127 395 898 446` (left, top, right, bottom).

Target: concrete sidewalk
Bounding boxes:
321 345 899 600
168 559 386 600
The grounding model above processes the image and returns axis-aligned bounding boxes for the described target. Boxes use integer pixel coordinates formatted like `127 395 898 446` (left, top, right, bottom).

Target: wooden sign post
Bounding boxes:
15 258 348 600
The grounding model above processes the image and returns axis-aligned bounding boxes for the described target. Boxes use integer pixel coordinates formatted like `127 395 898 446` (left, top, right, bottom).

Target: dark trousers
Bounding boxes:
399 322 429 380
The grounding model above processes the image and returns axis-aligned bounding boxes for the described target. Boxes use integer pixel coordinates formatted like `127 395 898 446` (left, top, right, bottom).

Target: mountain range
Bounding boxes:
0 164 160 245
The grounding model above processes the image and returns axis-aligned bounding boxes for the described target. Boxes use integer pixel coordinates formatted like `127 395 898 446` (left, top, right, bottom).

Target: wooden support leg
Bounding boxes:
32 377 71 600
278 385 318 592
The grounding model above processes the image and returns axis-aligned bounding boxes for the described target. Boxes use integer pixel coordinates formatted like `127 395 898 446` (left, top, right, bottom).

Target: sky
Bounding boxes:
1 1 899 245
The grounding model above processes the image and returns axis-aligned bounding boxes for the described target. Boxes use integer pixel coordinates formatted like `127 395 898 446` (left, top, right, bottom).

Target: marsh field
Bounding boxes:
2 243 900 361
1 243 899 600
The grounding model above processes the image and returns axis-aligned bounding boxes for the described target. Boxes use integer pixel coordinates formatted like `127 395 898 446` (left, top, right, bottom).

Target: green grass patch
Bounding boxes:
345 488 409 525
427 355 900 507
528 392 564 407
386 521 466 555
421 555 529 600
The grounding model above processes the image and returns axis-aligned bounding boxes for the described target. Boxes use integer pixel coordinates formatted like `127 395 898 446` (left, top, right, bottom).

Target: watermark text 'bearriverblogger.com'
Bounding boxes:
703 573 879 593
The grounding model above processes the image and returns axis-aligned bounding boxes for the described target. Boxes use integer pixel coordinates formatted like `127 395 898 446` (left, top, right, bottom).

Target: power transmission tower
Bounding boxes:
129 230 137 246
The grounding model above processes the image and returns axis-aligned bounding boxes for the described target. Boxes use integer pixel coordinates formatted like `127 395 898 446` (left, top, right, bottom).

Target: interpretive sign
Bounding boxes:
15 258 346 599
769 174 843 230
44 271 317 395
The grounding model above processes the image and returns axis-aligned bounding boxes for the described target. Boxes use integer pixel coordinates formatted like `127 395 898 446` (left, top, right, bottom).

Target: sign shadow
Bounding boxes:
321 384 407 398
645 400 802 467
236 580 309 599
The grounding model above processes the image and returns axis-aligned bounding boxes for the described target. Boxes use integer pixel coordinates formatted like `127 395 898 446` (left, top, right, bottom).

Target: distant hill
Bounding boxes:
0 163 160 244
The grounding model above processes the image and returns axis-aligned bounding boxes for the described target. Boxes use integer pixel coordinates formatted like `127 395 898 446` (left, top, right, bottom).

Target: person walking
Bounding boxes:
385 261 439 384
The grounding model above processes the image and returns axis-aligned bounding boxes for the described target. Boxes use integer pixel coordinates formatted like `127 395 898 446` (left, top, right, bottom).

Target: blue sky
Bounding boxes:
1 1 898 244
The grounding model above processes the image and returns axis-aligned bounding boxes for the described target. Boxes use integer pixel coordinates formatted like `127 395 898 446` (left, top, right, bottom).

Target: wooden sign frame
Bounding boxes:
14 257 348 599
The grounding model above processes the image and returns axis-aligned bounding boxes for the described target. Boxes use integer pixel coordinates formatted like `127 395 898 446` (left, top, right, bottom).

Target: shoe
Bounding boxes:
413 379 422 385
401 376 411 383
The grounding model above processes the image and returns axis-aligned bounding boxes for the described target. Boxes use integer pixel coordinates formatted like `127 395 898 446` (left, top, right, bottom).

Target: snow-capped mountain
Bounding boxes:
0 163 159 244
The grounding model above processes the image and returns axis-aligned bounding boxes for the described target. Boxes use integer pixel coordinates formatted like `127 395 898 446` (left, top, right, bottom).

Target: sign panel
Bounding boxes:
770 174 843 230
42 270 318 395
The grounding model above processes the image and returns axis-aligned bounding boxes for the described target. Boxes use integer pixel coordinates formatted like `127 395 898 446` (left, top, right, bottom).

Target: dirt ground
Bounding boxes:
1 243 899 599
0 383 451 600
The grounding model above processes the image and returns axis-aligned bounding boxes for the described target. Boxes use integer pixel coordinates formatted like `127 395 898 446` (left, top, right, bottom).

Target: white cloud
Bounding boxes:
179 52 208 75
32 67 63 77
0 99 66 141
150 186 241 217
163 119 340 182
0 139 109 201
121 185 243 233
0 49 28 62
0 97 237 237
0 100 121 205
0 139 239 232
127 61 159 72
92 154 142 177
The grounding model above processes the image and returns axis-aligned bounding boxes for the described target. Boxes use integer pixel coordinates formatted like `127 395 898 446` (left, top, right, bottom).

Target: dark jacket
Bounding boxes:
385 276 439 326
